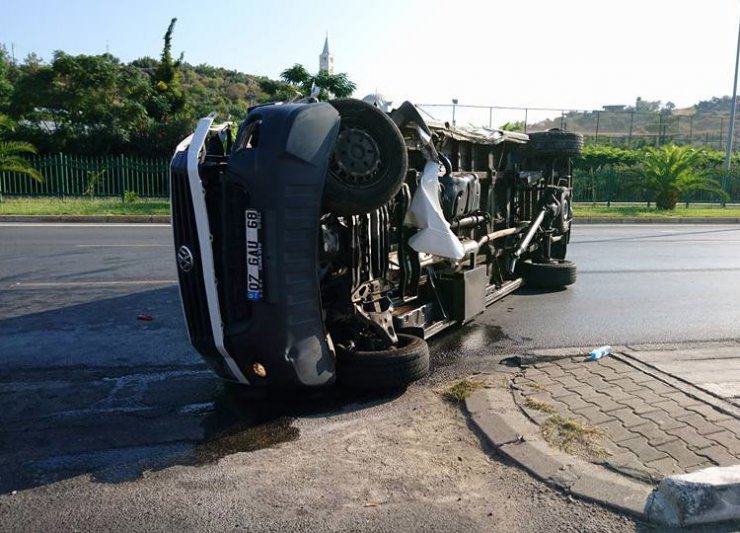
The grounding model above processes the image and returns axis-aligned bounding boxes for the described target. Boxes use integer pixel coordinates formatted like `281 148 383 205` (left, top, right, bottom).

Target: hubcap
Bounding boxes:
331 127 382 186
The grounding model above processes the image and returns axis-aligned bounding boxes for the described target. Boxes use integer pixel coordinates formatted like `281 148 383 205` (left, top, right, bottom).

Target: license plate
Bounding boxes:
245 209 263 301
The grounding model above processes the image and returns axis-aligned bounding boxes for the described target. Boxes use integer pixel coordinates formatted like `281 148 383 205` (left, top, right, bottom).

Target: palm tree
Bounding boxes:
279 63 356 100
0 115 43 196
633 145 728 210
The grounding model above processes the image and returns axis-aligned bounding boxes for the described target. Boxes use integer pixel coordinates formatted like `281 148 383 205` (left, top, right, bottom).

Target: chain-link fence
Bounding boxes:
417 103 740 151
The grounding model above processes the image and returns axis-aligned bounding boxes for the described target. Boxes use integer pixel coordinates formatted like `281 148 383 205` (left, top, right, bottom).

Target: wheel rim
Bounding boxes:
330 127 383 188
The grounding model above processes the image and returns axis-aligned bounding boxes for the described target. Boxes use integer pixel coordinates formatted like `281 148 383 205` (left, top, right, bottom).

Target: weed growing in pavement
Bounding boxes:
524 397 556 414
540 414 609 459
444 379 483 403
523 380 545 391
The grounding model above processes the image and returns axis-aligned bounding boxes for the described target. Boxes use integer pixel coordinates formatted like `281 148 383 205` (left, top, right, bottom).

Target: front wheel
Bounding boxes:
336 334 430 390
324 99 408 216
518 259 577 288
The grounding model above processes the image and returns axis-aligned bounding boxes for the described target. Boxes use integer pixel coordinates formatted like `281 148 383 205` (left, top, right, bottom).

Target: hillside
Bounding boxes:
0 46 282 156
528 96 739 149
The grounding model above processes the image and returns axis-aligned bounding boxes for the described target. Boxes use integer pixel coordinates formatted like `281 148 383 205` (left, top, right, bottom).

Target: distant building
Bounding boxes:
319 34 334 75
602 105 626 112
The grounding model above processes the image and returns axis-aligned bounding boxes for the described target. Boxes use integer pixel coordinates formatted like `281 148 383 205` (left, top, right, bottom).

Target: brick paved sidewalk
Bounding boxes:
513 353 740 482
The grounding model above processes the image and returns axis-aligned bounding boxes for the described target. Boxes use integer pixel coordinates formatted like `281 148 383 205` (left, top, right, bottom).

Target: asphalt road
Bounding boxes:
1 222 739 530
482 223 740 346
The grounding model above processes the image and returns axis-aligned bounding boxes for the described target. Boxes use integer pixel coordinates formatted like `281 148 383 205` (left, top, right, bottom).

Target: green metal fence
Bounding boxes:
572 166 740 205
3 152 740 205
0 154 171 198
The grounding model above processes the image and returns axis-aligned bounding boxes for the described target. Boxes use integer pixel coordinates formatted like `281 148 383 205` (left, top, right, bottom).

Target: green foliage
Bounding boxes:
0 114 43 184
151 18 185 120
499 121 525 132
632 145 728 209
576 144 639 170
274 63 356 100
0 45 13 110
0 24 363 157
123 190 139 203
573 145 638 205
9 51 151 154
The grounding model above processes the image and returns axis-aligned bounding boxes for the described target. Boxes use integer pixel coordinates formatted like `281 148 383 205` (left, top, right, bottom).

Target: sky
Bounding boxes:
2 0 740 126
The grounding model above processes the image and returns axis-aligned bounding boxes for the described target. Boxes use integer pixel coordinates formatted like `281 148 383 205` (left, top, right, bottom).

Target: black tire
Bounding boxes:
324 99 408 216
518 259 577 288
526 129 584 157
336 333 430 390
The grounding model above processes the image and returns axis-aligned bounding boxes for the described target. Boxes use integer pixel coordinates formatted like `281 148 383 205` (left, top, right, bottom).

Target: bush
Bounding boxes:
123 190 139 203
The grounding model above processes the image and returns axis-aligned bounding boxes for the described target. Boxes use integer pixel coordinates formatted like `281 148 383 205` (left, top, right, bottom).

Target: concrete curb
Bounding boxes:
471 345 740 526
0 215 171 223
0 215 738 224
465 384 654 520
645 465 740 526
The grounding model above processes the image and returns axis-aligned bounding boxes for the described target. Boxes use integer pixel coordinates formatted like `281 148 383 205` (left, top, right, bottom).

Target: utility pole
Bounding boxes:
723 15 740 205
451 98 458 127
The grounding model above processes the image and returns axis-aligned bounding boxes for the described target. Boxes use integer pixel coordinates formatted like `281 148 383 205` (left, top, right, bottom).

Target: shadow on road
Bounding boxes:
0 286 403 494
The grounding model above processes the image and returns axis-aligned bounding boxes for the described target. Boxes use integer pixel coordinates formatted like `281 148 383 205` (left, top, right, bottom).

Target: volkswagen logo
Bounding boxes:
177 245 195 273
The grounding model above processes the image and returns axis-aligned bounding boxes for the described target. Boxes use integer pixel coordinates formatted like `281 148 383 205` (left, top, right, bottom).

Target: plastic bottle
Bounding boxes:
588 345 612 361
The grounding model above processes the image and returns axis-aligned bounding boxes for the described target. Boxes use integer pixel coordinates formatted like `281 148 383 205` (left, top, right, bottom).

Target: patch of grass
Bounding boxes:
444 379 483 403
523 380 545 391
540 414 608 459
0 197 169 215
573 205 740 218
524 396 556 414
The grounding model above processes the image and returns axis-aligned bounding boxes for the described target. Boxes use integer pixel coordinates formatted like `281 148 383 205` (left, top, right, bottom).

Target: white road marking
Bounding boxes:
75 244 170 248
9 280 177 288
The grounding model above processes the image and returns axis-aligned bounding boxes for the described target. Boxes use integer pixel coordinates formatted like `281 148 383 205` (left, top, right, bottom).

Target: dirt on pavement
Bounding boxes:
0 385 638 532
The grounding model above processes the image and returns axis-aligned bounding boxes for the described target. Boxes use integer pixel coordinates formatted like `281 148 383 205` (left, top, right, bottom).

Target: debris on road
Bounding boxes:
136 313 154 321
587 345 612 361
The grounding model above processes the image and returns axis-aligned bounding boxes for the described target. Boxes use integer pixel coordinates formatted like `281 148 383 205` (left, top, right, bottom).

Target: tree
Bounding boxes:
0 114 43 197
633 97 661 113
0 46 13 111
277 63 356 100
631 145 728 209
149 18 186 120
10 51 151 154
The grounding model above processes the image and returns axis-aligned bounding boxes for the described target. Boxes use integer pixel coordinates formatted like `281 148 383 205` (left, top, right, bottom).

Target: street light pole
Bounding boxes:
723 16 740 204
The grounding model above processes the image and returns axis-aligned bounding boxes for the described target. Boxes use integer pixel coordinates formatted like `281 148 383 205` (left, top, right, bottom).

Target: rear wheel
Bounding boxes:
336 333 430 390
526 129 584 158
324 99 408 216
518 259 577 288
